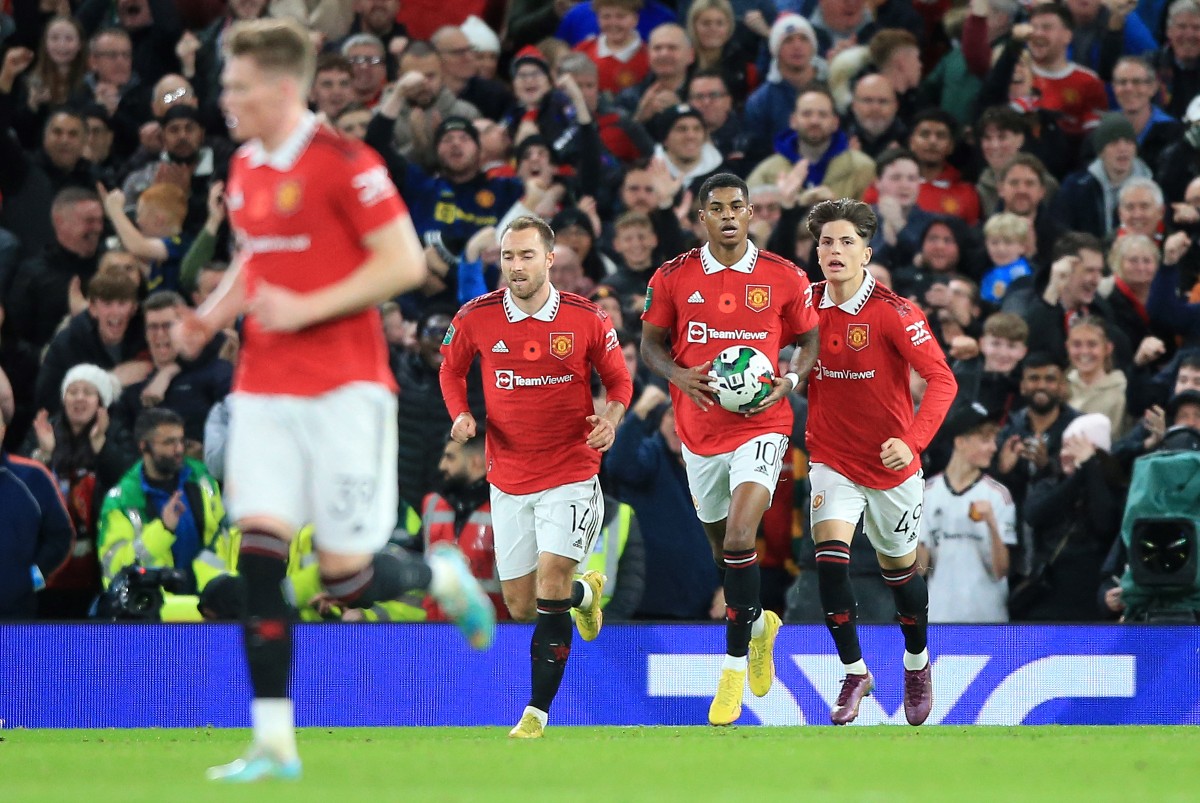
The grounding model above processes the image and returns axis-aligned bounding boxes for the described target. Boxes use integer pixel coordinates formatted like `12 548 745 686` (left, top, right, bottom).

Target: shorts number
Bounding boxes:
893 504 923 537
569 504 594 536
755 439 781 465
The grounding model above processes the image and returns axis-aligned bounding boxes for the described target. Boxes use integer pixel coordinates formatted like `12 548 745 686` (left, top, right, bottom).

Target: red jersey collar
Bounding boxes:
819 269 875 315
700 240 759 275
245 111 318 171
503 284 561 323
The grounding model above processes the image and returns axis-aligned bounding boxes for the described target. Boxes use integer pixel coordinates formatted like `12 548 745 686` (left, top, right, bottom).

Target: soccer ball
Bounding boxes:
708 346 776 413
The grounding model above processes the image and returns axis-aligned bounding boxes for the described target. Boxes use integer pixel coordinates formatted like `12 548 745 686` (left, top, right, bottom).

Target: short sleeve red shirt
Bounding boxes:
226 113 405 396
642 242 818 456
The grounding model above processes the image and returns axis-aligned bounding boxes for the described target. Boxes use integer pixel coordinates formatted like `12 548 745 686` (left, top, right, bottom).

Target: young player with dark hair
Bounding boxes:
804 198 957 726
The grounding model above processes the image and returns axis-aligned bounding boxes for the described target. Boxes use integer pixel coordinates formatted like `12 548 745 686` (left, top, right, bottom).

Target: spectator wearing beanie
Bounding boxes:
502 45 577 149
744 14 827 163
1052 113 1154 240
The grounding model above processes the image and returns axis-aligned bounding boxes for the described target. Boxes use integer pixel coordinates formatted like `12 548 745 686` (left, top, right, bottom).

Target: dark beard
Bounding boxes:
1024 393 1058 415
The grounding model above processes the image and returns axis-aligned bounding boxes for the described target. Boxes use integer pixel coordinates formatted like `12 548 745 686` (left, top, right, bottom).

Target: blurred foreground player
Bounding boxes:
173 18 495 782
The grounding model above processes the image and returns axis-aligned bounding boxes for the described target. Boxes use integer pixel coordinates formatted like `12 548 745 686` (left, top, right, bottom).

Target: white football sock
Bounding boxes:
575 578 594 609
723 654 749 671
251 698 298 762
904 649 930 671
750 610 766 638
843 659 869 676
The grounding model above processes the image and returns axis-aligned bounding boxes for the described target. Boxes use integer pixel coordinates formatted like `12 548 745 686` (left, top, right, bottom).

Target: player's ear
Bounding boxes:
863 246 873 267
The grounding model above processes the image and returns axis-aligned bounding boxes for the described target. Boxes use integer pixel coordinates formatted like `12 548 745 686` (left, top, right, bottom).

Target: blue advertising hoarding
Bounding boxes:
1 623 1194 728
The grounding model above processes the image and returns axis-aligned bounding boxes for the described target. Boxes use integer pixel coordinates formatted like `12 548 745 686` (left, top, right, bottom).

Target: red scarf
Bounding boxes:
1114 277 1149 325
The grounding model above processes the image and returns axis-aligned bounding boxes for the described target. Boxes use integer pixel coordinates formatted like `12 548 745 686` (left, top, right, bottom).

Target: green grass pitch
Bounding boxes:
4 726 1198 802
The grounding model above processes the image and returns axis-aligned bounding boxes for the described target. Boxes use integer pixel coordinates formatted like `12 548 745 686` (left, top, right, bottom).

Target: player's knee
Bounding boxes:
507 599 536 622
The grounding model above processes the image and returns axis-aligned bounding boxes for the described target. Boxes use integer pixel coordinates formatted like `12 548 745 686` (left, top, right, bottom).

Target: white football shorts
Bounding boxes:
225 382 398 555
681 433 789 524
489 475 604 581
808 462 924 557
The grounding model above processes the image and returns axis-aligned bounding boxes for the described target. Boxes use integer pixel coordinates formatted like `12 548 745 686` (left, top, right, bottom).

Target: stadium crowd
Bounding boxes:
2 0 1199 625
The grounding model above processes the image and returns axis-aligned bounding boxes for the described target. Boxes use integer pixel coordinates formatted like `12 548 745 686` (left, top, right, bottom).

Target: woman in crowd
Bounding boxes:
11 16 88 148
21 364 136 619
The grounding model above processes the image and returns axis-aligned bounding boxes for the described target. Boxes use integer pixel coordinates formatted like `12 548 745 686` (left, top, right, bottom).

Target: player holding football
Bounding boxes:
173 19 495 781
804 199 956 726
640 173 820 726
440 216 633 739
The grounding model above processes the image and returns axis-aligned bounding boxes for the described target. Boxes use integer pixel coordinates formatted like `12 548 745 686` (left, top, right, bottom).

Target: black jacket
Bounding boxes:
393 348 486 510
36 311 147 414
6 242 101 351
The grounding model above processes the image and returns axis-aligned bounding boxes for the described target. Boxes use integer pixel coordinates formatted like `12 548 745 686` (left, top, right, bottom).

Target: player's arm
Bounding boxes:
640 321 715 409
97 183 169 264
587 323 633 451
438 313 477 443
748 324 820 415
881 311 957 469
174 256 246 359
251 215 427 332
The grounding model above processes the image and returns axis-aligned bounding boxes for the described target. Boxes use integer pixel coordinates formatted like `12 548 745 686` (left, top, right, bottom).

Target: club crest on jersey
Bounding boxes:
847 323 870 351
746 285 771 312
812 492 825 510
550 332 574 360
475 189 495 208
275 180 303 215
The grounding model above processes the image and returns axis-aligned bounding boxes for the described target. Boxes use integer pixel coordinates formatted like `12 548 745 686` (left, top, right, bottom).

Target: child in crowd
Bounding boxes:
100 181 190 294
980 212 1033 305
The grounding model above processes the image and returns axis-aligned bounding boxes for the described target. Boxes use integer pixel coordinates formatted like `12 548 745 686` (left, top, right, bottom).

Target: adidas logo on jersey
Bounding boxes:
687 291 705 304
572 538 584 549
754 465 769 475
492 340 510 353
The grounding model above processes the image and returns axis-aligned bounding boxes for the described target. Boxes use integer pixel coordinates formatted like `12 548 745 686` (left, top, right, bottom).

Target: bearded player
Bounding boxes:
805 198 956 726
440 215 633 739
640 172 820 726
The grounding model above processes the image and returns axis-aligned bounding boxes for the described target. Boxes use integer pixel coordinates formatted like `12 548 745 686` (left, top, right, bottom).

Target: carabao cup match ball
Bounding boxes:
708 345 776 413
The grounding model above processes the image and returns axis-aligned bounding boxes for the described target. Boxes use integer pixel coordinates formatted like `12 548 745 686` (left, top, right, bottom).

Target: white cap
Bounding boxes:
769 13 817 58
61 364 120 407
1063 412 1112 452
461 15 500 54
1185 94 1200 124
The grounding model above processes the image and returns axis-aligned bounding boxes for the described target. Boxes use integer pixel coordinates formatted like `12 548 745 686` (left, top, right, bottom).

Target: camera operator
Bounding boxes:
95 407 234 620
1099 390 1200 621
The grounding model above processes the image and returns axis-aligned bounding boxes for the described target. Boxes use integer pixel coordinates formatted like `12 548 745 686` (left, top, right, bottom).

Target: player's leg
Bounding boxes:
208 394 304 782
726 435 788 700
313 383 494 647
809 463 873 725
567 477 607 642
507 478 603 738
680 445 746 724
864 474 932 726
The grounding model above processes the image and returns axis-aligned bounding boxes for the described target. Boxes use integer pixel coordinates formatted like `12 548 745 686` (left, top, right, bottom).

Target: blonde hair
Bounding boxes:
983 211 1030 243
1109 232 1160 276
225 17 316 88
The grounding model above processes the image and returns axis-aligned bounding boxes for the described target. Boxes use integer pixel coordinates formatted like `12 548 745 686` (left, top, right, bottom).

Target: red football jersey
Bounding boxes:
226 113 405 396
862 165 981 225
440 286 633 495
642 243 819 456
574 37 649 94
1031 63 1108 137
806 272 958 490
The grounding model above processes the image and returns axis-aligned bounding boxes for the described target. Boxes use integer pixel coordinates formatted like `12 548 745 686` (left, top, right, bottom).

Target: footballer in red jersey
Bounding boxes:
176 20 494 782
804 198 957 729
441 215 633 739
641 173 819 727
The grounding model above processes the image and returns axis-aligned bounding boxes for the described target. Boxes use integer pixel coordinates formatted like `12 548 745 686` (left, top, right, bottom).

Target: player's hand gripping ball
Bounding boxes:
708 346 775 413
